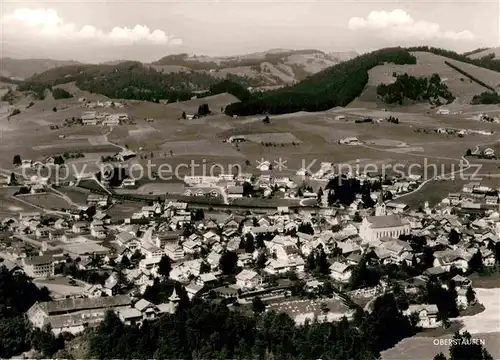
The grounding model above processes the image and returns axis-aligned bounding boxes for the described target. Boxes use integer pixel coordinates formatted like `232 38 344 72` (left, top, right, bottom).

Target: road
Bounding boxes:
104 127 127 152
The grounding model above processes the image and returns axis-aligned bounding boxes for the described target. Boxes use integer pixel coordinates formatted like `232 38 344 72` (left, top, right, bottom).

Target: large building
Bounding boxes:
359 215 411 243
27 295 132 335
22 255 55 278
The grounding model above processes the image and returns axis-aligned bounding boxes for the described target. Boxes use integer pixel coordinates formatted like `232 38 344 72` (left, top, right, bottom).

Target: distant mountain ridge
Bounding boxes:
0 58 82 80
151 49 358 85
3 49 358 87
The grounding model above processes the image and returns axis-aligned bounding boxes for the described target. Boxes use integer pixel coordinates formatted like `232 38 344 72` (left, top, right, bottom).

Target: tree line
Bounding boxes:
18 62 253 103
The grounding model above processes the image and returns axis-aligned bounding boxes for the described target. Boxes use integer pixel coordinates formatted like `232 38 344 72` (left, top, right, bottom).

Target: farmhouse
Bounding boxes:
81 111 98 125
87 194 109 207
436 108 450 115
228 135 246 143
102 114 121 126
403 304 440 328
27 295 132 335
339 137 360 145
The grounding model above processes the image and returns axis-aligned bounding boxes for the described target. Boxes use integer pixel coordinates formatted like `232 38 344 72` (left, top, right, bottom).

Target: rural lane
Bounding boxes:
357 143 474 201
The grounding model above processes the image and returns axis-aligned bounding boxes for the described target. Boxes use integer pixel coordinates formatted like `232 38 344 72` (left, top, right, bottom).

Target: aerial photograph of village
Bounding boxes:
0 1 499 360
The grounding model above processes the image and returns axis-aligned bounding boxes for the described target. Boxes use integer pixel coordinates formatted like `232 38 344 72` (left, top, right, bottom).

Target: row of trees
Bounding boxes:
471 92 500 105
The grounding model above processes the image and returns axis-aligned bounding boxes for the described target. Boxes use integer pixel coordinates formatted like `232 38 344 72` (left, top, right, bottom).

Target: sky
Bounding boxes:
0 0 498 62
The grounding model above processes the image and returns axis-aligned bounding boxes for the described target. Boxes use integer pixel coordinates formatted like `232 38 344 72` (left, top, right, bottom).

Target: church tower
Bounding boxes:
375 188 386 216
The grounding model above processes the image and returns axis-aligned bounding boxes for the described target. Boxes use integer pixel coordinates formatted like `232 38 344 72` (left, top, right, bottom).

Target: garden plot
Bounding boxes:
243 132 302 144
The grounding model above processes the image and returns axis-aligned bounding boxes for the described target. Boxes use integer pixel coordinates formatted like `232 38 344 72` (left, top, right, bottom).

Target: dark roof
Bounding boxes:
37 295 132 314
365 215 408 229
23 255 54 266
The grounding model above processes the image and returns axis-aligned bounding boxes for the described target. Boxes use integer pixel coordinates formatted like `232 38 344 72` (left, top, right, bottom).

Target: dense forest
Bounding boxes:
88 292 417 360
471 91 500 105
376 73 455 105
223 47 417 116
208 79 252 101
0 266 65 359
18 62 253 102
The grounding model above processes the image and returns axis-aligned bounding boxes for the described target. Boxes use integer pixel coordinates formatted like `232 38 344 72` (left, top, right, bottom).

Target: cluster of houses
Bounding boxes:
80 111 129 126
0 168 499 335
442 182 500 210
80 99 124 109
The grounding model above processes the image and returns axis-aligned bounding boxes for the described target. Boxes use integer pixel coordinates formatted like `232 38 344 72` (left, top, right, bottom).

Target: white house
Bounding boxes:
235 269 263 290
329 262 352 283
403 304 440 328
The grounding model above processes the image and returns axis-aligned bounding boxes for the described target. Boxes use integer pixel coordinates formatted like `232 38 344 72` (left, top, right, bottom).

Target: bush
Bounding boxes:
52 88 73 99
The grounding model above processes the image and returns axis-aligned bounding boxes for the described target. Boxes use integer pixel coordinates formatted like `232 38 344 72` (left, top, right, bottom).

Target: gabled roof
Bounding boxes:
37 295 131 314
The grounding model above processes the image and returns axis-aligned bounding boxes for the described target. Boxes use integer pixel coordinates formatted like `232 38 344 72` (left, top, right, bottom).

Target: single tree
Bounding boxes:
12 154 21 166
219 251 238 275
158 255 172 278
252 296 266 313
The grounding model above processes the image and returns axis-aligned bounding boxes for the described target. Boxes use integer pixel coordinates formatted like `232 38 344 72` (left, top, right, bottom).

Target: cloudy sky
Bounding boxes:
0 0 498 62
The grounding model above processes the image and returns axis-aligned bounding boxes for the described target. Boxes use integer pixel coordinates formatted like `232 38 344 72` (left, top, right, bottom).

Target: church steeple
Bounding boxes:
375 182 386 216
169 288 180 303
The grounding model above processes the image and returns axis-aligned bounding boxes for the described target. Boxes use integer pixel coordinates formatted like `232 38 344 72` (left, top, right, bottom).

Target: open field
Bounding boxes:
56 187 91 206
0 187 41 216
106 201 144 219
243 132 302 144
16 193 79 210
1 87 499 202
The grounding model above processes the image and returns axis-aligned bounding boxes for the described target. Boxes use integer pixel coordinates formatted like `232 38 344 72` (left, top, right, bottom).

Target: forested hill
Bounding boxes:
18 61 253 102
224 47 417 116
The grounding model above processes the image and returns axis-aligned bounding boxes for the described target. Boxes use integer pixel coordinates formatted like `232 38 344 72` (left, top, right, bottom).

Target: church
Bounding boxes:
359 190 411 243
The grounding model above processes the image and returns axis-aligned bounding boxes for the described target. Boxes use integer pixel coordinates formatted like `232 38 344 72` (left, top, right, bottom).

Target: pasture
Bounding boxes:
1 88 499 203
16 193 79 210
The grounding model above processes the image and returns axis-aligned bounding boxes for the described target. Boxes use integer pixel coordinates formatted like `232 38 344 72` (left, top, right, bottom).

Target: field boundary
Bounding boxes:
444 61 496 93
